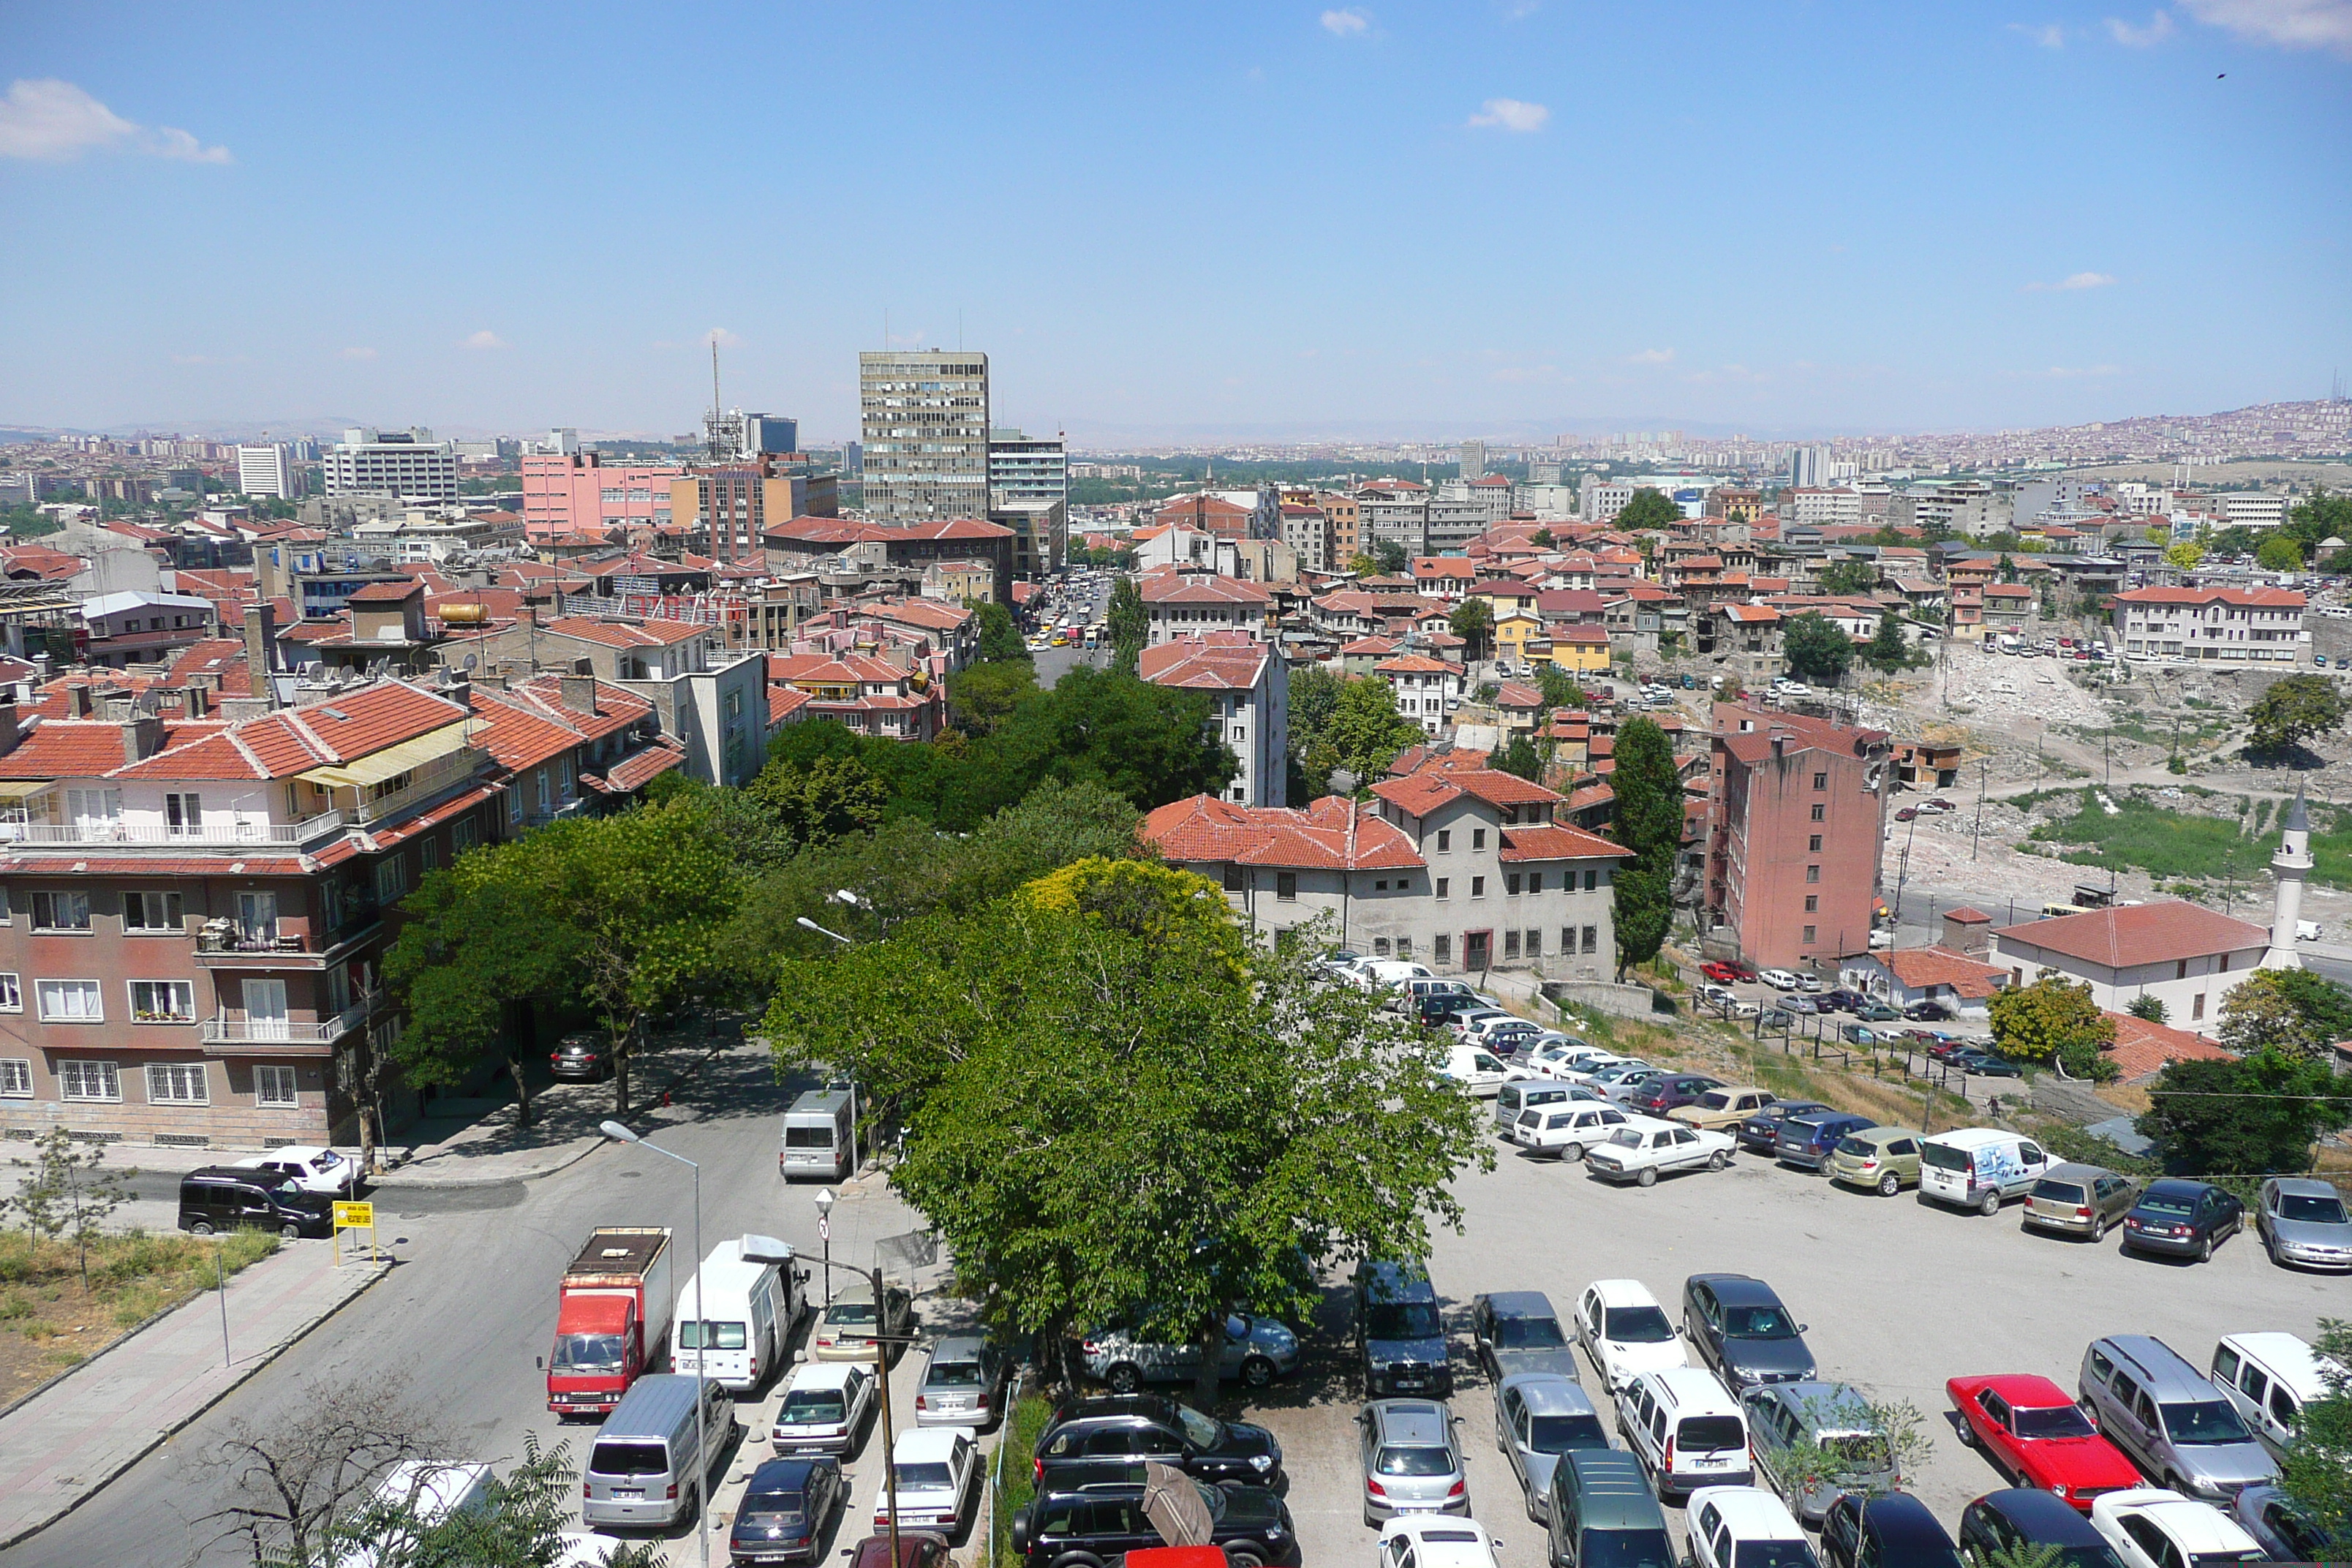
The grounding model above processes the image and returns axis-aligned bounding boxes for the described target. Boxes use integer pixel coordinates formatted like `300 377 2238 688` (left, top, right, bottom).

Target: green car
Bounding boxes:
1824 1126 1925 1196
1855 1003 1902 1022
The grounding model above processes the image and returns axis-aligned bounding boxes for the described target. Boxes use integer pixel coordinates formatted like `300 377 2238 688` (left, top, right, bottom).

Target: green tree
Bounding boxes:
1818 557 1877 595
311 1435 661 1568
1011 664 1236 808
1751 1391 1937 1504
2279 1316 2352 1546
1614 489 1680 530
2255 533 2307 571
1531 527 1554 547
948 658 1039 736
1998 552 2020 582
1534 664 1587 711
1450 597 1495 662
1373 539 1409 576
1988 976 2118 1079
1347 551 1380 576
973 600 1030 663
2281 486 2352 562
1286 663 1347 799
745 753 892 845
1496 734 1542 782
2218 968 2352 1060
5 1128 135 1290
2165 540 2206 570
2247 674 2348 753
1324 676 1424 786
1106 576 1148 668
1782 611 1853 686
1862 612 1911 674
1610 717 1680 977
2126 993 2169 1024
2207 524 2262 558
2137 1049 2352 1177
763 902 1489 1413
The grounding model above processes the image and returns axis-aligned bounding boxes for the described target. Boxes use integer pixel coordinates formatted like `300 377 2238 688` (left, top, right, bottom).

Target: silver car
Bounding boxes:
2255 1177 2352 1271
1494 1373 1609 1523
1359 1399 1468 1526
1080 1310 1300 1392
1743 1381 1899 1523
914 1334 1008 1428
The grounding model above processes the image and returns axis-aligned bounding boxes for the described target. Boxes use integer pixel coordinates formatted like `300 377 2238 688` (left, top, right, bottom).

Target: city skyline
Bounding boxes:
3 1 2349 440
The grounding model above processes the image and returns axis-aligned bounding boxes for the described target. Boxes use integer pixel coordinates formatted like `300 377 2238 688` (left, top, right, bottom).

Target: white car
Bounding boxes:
232 1147 358 1196
1757 969 1802 991
1575 1279 1689 1393
874 1426 979 1534
1584 1119 1738 1187
1377 1516 1501 1568
1792 973 1825 993
771 1361 878 1457
1559 1050 1639 1082
1518 1038 1591 1079
1695 984 1738 1009
1511 1101 1631 1161
1449 1008 1515 1038
1436 1043 1515 1098
2089 1490 2263 1568
1688 1486 1816 1568
1460 1012 1536 1048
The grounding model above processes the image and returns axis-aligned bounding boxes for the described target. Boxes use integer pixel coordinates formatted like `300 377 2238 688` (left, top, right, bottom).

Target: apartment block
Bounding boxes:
2113 585 2307 665
859 351 990 521
1139 633 1288 807
1705 704 1891 970
323 429 458 502
986 428 1068 578
235 444 298 500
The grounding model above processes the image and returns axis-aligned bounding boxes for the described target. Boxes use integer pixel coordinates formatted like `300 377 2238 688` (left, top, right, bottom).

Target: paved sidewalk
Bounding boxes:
0 1240 391 1548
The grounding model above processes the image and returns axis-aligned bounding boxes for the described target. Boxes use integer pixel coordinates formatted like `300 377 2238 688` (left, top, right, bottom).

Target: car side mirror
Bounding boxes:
536 1356 545 1370
1798 1324 1810 1335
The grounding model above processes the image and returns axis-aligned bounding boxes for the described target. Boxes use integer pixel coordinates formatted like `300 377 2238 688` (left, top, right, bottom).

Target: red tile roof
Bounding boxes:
1994 901 2272 970
1374 655 1455 675
545 615 713 649
347 580 423 605
1140 793 1422 871
1496 823 1630 863
1874 946 2008 999
1371 764 1564 817
1138 572 1274 606
2104 1011 2234 1081
1137 638 1270 692
2116 585 2305 609
595 739 687 793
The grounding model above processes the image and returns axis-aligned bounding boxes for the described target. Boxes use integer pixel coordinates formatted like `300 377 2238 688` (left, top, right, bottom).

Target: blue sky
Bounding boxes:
3 1 2348 444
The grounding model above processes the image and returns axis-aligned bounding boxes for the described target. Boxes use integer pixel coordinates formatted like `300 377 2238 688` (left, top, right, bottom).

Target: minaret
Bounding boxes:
2267 778 2311 970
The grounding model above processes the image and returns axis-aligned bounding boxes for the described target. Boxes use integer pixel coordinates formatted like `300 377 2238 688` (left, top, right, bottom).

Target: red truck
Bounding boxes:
546 1225 674 1417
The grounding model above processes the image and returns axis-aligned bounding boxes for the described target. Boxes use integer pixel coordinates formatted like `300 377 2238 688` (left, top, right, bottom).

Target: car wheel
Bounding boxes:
280 1222 302 1240
1240 1355 1275 1389
1228 1550 1266 1568
1560 1142 1583 1162
1979 1191 2002 1218
1956 1418 1978 1448
1637 1166 1659 1188
1104 1362 1143 1395
2089 1213 2107 1242
1709 1150 1730 1171
2198 1235 2214 1263
1879 1172 1901 1197
189 1220 214 1236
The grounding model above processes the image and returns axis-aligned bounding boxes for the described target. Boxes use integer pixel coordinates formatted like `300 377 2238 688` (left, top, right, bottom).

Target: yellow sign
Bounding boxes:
333 1201 374 1229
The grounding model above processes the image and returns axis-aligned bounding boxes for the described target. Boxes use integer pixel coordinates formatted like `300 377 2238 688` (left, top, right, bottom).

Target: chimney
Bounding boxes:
0 697 18 757
243 603 279 709
1770 732 1787 761
559 675 598 715
184 684 209 720
67 685 93 719
121 714 167 764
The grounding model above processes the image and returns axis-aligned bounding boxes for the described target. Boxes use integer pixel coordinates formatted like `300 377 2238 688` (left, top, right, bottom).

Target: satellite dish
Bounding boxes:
461 654 478 671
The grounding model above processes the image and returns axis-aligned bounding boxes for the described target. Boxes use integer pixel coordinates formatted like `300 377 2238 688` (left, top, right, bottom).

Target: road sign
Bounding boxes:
817 1215 829 1243
333 1201 374 1229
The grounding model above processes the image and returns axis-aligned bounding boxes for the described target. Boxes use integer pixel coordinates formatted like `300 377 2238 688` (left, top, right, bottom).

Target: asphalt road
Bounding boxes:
0 1041 889 1568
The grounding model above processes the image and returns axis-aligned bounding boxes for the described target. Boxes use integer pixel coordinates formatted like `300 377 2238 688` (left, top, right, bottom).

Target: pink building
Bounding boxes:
1705 702 1893 970
521 453 685 537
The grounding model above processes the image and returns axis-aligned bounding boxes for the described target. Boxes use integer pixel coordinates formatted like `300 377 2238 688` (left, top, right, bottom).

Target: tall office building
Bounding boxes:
987 427 1068 577
1788 445 1829 489
236 442 298 500
323 428 459 501
739 413 799 457
859 350 990 521
1458 440 1486 480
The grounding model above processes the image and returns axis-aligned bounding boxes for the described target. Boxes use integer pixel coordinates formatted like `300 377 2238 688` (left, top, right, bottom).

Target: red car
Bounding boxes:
1700 961 1742 984
1946 1373 2142 1510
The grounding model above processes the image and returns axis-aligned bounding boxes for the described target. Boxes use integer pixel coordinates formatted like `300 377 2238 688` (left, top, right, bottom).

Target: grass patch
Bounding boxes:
990 1391 1055 1568
2027 790 2352 889
0 1228 279 1395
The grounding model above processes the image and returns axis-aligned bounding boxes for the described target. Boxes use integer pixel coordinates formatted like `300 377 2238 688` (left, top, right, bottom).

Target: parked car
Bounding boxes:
874 1428 979 1536
1032 1392 1285 1490
1615 1366 1752 1501
1736 1101 1830 1156
1471 1292 1580 1382
1894 807 1918 823
2120 1180 2244 1262
1482 1021 1545 1058
2087 1490 2263 1568
1599 1069 1671 1108
913 1335 1008 1429
1494 1372 1610 1521
1820 990 1867 1012
1695 983 1739 1011
2024 1164 2141 1242
1681 1274 1814 1392
1356 1260 1451 1398
1819 1493 1964 1568
1543 1450 1674 1568
1627 1073 1726 1117
1357 1398 1468 1524
1574 1278 1689 1394
1903 1000 1955 1022
1758 968 1803 991
840 1531 954 1568
1687 1487 1817 1568
2254 1176 2352 1271
812 1278 914 1363
730 1455 845 1567
1744 1381 1899 1523
1946 1373 2142 1510
1959 1490 2129 1568
1951 1047 2026 1079
1561 1051 1642 1083
1790 972 1823 992
1512 1101 1631 1161
1585 1120 1737 1187
1496 1079 1589 1137
772 1362 878 1458
1670 1086 1776 1134
1376 1517 1497 1568
1774 1112 1876 1173
1824 1126 1925 1196
1435 1043 1516 1098
2231 1485 2348 1563
2212 1332 2342 1461
1012 1478 1300 1568
549 1035 613 1083
1583 1060 1656 1092
2079 1337 2277 1501
1854 1003 1902 1023
1701 961 1744 984
1079 1309 1300 1394
1777 995 1820 1015
1920 1128 2051 1215
1839 1023 1885 1048
178 1167 333 1239
229 1146 359 1197
1448 1008 1515 1039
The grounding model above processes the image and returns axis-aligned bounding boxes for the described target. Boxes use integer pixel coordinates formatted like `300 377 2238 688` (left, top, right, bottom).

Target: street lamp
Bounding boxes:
795 914 854 946
600 1120 709 1568
813 1187 834 1306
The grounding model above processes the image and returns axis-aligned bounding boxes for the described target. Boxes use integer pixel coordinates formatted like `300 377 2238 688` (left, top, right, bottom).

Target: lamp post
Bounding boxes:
796 915 854 947
601 1120 709 1568
813 1187 834 1306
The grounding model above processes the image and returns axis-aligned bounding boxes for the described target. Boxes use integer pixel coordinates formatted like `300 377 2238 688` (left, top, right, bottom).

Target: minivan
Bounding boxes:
1918 1128 2051 1215
671 1234 804 1392
2211 1333 2343 1461
1744 1382 1900 1523
178 1166 333 1238
779 1087 857 1181
581 1373 739 1529
2078 1336 2278 1502
1498 1079 1581 1135
328 1460 494 1568
1355 1259 1452 1398
1616 1366 1752 1501
1545 1449 1675 1568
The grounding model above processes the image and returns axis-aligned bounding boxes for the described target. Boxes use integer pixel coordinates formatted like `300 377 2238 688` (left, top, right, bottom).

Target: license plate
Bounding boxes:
1395 1379 1425 1390
612 1489 643 1500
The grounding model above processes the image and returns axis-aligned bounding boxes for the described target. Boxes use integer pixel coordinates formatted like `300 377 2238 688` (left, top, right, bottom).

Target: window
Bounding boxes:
257 1064 298 1107
34 890 91 931
0 1058 27 1098
1583 868 1599 891
1524 928 1541 957
1527 872 1543 893
1812 772 1828 790
1504 930 1521 960
65 788 120 828
2192 992 2205 1021
1436 878 1450 900
1471 876 1486 897
451 815 478 853
122 891 184 932
1472 829 1486 849
1436 830 1451 851
0 973 15 1011
508 786 524 826
1435 935 1451 965
1804 896 1819 913
1373 938 1390 956
0 884 10 921
375 856 410 902
37 979 102 1022
1507 874 1523 896
1395 938 1412 960
1810 804 1825 822
1809 834 1823 852
237 890 277 941
420 838 440 872
1806 864 1821 884
146 1063 208 1104
1582 925 1598 954
1802 925 1817 944
165 792 203 834
58 1059 118 1101
1275 872 1297 901
2176 960 2189 981
130 980 195 1022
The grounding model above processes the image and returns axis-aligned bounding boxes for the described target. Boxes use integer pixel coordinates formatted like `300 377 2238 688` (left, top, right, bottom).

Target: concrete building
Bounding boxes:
859 350 991 522
235 444 298 500
323 429 458 502
521 452 685 535
1374 655 1466 736
1705 704 1892 970
986 428 1068 578
2112 584 2307 665
1991 902 2282 1037
1139 633 1288 807
1138 570 1273 644
1458 440 1486 480
1580 477 1636 524
1281 505 1330 574
80 592 219 670
668 461 839 563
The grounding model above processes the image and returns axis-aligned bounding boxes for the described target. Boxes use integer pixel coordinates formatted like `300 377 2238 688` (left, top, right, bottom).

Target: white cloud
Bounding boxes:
2106 10 2177 45
1625 347 1676 365
2023 271 2117 292
463 330 508 350
1503 1 1541 18
707 327 740 348
2180 0 2352 54
1468 97 1549 132
340 346 377 361
0 78 230 163
2008 20 2068 45
1320 8 1370 35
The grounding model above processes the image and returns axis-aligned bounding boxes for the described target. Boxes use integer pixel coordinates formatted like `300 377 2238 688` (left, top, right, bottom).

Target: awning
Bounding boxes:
297 722 472 790
0 780 54 799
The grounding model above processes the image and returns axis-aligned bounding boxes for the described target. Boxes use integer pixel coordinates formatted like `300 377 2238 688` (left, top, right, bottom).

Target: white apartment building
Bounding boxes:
2112 585 2307 664
323 429 458 502
1139 633 1288 807
1373 655 1466 735
1138 570 1273 644
235 443 298 500
1787 488 1862 527
1580 478 1636 523
2219 492 2289 529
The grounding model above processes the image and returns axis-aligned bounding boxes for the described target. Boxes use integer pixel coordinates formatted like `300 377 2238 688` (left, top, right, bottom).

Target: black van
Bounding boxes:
178 1167 333 1238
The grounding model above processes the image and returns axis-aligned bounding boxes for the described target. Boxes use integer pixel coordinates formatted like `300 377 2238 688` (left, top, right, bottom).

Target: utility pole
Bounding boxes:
1971 758 1989 860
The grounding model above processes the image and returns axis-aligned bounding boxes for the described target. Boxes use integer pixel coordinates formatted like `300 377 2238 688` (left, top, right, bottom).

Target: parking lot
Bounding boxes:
1227 1120 2342 1568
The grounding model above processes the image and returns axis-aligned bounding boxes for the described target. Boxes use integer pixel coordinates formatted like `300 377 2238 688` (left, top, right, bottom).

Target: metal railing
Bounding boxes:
348 752 484 825
0 811 349 848
199 1002 371 1046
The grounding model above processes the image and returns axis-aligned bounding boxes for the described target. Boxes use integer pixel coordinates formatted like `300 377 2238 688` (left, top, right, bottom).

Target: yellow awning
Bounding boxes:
0 780 55 799
297 721 473 791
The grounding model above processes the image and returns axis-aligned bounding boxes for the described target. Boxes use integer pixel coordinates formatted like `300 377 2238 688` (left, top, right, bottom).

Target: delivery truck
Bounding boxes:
546 1225 674 1418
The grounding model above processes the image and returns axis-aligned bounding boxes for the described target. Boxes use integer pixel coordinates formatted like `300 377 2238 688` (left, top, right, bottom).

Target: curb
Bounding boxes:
0 1254 394 1551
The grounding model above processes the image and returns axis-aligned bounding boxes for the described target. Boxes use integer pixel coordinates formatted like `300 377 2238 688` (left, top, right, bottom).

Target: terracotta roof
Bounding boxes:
769 686 814 724
363 782 500 851
165 639 252 694
544 615 713 649
1338 636 1401 655
1140 793 1423 872
120 683 473 782
1371 765 1563 817
1493 682 1545 709
1138 573 1274 606
347 580 423 605
1874 946 2008 999
1374 655 1455 675
2116 586 2305 608
1945 906 1993 924
1994 900 2272 970
2105 1010 2233 1082
1496 823 1631 863
595 739 688 793
1137 637 1270 691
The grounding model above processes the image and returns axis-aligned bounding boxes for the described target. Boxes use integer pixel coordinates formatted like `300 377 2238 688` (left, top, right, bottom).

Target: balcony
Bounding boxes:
346 751 484 826
0 810 350 849
194 919 380 970
199 1003 371 1048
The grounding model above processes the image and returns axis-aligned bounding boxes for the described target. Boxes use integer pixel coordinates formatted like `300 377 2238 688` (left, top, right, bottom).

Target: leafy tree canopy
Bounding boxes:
1535 664 1587 711
1495 734 1542 782
1987 976 2118 1081
1449 597 1494 661
2218 967 2352 1060
2136 1048 2352 1177
1782 611 1854 686
1613 489 1681 531
2256 532 2307 571
1107 576 1148 668
1610 717 1680 976
973 600 1030 663
1324 676 1425 788
1817 557 1877 596
2247 674 2348 755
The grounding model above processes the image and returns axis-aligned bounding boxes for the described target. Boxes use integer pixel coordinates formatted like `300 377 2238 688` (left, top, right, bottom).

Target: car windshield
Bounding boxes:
1529 1413 1609 1452
2162 1401 2254 1444
2281 1194 2351 1224
1377 1445 1457 1477
740 1491 806 1526
1735 1544 1822 1568
312 1150 345 1169
589 1440 668 1477
2185 1556 2261 1568
1722 1305 1798 1339
1678 1415 1746 1453
926 1361 984 1388
1173 1406 1222 1449
1585 1528 1678 1568
893 1462 954 1491
1605 1305 1676 1343
1496 1316 1567 1349
1824 1433 1892 1471
826 1301 878 1325
1368 1302 1443 1341
2135 1194 2198 1218
552 1333 627 1374
779 1390 848 1425
2012 1403 2099 1439
678 1320 747 1350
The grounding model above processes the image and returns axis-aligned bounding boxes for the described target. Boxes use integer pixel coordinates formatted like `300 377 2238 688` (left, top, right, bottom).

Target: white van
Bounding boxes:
1918 1127 2051 1215
671 1235 804 1392
779 1087 857 1181
1357 958 1434 992
331 1460 493 1568
2212 1332 2345 1460
1615 1366 1752 1501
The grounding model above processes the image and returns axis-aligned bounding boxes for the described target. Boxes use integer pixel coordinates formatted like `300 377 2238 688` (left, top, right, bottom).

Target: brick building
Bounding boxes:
1704 703 1891 970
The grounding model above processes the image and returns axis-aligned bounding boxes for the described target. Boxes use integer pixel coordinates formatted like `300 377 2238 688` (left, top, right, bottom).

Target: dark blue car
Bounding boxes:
1774 1112 1876 1172
731 1455 844 1566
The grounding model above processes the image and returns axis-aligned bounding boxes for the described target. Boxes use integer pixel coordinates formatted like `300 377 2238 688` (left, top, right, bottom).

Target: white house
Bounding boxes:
1373 655 1465 736
1139 633 1289 807
1137 568 1273 645
1990 901 2280 1038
